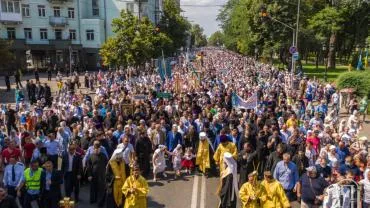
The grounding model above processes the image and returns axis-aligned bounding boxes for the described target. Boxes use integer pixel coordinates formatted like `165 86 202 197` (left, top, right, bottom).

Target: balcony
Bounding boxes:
49 16 68 27
0 12 22 24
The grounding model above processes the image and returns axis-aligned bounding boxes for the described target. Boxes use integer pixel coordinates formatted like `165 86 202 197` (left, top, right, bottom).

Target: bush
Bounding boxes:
336 71 370 97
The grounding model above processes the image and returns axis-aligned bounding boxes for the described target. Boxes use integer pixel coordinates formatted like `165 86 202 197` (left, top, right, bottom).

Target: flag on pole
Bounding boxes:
357 50 363 70
365 48 369 68
232 92 258 110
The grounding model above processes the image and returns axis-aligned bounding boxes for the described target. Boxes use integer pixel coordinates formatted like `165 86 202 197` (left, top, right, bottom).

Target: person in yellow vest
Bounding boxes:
213 135 238 174
106 149 126 208
196 132 211 176
260 171 291 208
122 165 149 208
18 160 43 208
239 171 265 208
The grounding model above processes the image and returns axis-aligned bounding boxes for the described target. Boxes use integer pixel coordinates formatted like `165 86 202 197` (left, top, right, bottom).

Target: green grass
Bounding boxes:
302 64 348 82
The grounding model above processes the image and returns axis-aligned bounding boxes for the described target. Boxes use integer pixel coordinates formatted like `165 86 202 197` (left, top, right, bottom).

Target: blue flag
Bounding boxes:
232 92 258 110
357 50 363 70
157 59 165 81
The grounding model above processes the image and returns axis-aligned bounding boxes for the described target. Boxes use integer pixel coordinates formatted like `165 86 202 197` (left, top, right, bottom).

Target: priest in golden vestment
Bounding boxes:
106 149 126 208
196 132 212 175
239 171 265 208
213 135 238 173
122 165 149 208
260 171 291 208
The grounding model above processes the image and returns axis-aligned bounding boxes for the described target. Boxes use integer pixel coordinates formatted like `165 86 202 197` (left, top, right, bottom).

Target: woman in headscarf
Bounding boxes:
217 152 238 208
106 149 126 208
152 145 168 181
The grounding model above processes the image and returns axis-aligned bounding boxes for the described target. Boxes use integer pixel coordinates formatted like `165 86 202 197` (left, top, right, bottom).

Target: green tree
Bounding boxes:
190 24 207 47
208 31 224 47
100 11 171 68
0 39 14 70
160 0 191 55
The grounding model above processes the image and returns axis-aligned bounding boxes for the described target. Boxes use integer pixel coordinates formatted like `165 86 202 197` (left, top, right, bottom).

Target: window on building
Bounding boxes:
53 7 60 17
55 29 62 40
40 28 48 40
68 8 74 18
69 29 76 40
24 28 32 39
21 4 30 17
92 0 99 16
92 8 99 16
126 3 134 13
86 30 94 41
1 1 20 13
38 5 45 17
7 28 16 39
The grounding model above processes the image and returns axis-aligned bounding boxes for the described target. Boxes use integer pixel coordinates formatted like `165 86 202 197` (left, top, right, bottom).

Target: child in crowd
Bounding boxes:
172 144 183 178
181 147 195 174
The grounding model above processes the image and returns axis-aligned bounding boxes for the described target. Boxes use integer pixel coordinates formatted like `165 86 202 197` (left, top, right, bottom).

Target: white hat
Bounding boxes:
329 145 336 150
359 136 368 141
199 132 207 137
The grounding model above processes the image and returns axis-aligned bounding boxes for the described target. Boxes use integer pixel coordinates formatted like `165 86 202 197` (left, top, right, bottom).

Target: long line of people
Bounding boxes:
0 48 369 208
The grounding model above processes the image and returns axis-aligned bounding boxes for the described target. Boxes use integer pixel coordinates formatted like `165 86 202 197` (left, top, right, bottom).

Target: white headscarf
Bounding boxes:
222 152 239 201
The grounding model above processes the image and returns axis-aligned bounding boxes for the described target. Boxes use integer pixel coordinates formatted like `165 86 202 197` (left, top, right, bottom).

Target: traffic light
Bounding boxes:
260 5 269 22
154 25 160 34
260 6 269 18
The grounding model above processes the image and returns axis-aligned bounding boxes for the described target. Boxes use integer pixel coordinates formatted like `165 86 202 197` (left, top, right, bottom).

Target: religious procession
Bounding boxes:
0 47 369 208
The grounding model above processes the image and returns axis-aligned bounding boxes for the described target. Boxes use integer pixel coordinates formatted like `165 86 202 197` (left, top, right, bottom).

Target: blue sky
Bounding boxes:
180 0 228 37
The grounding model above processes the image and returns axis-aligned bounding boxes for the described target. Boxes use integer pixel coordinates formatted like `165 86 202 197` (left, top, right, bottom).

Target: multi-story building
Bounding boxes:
0 0 163 71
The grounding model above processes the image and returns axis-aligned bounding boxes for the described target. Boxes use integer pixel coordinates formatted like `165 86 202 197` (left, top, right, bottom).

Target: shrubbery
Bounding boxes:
336 71 370 97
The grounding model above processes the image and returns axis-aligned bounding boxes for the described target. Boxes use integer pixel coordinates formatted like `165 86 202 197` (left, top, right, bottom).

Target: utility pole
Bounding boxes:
138 0 141 20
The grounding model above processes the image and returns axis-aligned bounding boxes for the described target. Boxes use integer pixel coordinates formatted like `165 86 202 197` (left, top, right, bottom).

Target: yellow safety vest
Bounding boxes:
24 168 42 191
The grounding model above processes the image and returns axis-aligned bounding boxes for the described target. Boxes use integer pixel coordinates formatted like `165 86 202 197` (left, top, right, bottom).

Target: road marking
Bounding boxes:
200 175 207 208
191 175 199 208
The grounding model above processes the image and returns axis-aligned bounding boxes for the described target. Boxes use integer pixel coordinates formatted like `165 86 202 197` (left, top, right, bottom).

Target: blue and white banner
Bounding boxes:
232 92 258 110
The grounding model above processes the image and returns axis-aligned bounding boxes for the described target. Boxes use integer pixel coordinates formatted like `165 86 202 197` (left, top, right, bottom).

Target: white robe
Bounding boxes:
153 149 166 174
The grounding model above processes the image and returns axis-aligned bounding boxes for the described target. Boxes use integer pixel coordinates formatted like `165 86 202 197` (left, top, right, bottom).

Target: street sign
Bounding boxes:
289 46 297 54
157 92 172 99
293 52 299 61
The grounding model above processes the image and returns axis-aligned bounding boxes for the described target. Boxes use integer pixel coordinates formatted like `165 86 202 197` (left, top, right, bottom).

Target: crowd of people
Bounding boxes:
0 47 369 208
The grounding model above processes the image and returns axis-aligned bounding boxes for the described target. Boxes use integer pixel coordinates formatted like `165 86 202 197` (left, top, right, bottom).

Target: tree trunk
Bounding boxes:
327 33 337 69
315 51 319 70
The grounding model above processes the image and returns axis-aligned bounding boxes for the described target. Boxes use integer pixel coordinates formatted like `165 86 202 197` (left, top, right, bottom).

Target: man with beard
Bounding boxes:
265 143 285 173
135 129 152 178
213 134 238 174
292 148 310 176
86 141 108 207
238 142 257 186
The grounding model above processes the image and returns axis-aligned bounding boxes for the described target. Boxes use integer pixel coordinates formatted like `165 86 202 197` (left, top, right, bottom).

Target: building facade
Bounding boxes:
0 0 163 72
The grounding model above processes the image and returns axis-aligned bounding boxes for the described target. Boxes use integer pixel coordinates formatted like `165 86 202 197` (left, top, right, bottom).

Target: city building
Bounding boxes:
0 0 163 72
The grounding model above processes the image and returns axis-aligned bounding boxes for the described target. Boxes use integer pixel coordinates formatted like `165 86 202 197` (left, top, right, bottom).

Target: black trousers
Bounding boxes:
90 177 105 207
64 172 80 201
6 186 16 198
6 122 18 135
41 190 59 208
47 154 58 169
15 79 22 88
23 192 41 208
138 156 150 177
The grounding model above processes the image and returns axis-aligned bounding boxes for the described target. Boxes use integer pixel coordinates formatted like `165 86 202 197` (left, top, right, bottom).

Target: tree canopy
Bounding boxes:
190 24 208 48
100 11 171 68
208 31 224 47
217 0 370 68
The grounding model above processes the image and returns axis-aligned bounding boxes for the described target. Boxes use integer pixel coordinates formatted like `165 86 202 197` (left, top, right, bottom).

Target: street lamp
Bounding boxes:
322 44 328 82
